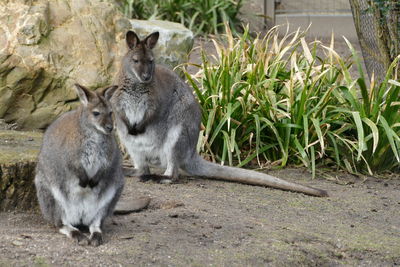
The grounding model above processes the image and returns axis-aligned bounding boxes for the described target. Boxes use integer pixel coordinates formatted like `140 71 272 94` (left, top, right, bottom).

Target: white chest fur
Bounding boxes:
51 179 116 226
123 96 148 126
80 134 109 178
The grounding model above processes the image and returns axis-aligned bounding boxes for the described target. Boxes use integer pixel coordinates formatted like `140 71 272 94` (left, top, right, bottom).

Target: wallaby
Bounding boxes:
35 83 124 246
110 30 328 197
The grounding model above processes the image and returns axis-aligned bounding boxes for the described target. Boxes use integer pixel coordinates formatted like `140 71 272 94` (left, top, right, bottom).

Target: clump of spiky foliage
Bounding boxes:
182 25 400 176
119 0 243 35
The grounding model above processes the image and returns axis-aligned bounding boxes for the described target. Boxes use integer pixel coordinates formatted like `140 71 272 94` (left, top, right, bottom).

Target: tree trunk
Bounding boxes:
349 0 399 80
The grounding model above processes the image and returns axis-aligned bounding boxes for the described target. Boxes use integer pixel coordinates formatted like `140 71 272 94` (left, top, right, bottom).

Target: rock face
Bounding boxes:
0 130 42 211
130 19 194 68
0 1 194 129
0 0 131 129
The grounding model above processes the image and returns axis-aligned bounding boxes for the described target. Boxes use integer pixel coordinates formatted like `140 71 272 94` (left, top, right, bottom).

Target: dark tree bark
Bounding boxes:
349 0 399 79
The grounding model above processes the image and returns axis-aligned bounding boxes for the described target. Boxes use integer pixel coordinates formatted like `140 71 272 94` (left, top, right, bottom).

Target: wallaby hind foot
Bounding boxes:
70 230 90 246
139 174 175 184
89 232 103 247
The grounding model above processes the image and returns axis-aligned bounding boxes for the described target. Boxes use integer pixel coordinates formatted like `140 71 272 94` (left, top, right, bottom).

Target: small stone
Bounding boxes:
120 236 134 240
159 200 185 210
12 240 23 246
114 197 151 215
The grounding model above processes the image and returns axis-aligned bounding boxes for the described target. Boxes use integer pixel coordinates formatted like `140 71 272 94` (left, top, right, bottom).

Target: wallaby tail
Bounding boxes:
183 155 329 197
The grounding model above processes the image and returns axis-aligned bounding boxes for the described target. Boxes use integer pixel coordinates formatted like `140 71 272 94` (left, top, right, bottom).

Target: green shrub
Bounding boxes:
182 25 400 176
335 41 400 173
118 0 243 35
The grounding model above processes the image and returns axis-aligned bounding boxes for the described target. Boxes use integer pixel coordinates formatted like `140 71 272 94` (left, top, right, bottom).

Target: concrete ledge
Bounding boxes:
276 14 357 40
0 130 42 211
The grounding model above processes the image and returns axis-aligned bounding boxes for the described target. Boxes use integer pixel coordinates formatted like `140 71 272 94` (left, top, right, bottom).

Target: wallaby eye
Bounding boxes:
149 59 154 63
92 111 100 116
133 59 139 64
109 111 113 116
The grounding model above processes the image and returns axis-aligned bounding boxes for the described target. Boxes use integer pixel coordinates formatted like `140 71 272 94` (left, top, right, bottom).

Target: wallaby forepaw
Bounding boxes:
88 179 99 188
79 179 88 188
89 232 103 247
71 230 90 246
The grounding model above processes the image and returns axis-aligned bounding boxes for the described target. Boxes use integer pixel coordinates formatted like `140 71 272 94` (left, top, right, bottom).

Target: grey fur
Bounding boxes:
35 84 124 246
111 31 328 197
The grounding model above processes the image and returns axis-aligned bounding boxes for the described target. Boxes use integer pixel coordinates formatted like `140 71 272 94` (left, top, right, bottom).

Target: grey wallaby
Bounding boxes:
35 84 124 246
110 30 328 197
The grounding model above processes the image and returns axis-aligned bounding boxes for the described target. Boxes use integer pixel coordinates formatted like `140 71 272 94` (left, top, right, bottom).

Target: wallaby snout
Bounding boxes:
131 60 154 84
142 72 151 82
105 122 114 133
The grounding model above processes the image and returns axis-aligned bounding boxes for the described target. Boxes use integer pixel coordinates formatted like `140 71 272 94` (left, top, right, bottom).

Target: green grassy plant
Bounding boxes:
182 25 400 176
118 0 243 35
334 40 400 173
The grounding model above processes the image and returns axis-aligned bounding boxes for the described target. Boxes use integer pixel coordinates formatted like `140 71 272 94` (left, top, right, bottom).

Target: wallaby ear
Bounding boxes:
126 30 140 50
74 83 94 105
144 32 159 49
100 85 119 101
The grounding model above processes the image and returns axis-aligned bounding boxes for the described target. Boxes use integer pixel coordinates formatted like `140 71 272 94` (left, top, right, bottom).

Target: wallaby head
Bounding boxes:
123 30 159 83
74 83 118 135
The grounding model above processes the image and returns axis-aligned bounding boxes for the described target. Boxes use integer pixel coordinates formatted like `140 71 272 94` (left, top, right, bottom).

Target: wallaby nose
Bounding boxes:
142 73 151 81
106 124 113 133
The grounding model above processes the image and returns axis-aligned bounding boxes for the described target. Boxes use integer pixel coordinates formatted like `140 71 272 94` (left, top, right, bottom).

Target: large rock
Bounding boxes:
0 130 42 211
0 1 194 130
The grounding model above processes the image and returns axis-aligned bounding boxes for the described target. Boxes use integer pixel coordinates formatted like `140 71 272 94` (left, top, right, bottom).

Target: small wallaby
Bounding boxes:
111 30 328 197
35 83 123 246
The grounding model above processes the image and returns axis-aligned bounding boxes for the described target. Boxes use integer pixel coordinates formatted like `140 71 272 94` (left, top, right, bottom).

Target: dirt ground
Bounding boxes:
1 167 399 266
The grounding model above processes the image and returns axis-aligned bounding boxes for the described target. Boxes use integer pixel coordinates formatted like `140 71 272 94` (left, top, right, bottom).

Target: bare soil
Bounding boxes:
1 167 399 266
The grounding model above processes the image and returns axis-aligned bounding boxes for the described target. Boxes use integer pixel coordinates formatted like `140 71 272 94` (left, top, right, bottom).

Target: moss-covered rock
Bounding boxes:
0 130 42 211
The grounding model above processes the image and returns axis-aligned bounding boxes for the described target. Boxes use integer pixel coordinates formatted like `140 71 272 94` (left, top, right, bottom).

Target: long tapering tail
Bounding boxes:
183 155 329 197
